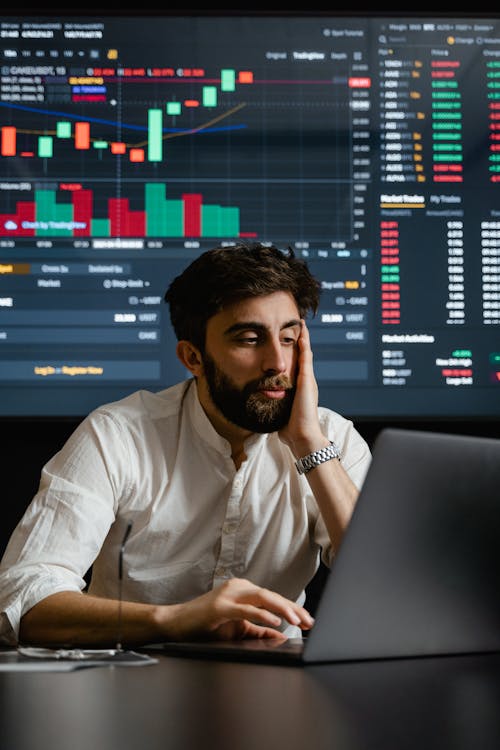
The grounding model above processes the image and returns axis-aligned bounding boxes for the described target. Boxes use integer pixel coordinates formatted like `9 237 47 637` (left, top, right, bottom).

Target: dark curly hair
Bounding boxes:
164 242 321 351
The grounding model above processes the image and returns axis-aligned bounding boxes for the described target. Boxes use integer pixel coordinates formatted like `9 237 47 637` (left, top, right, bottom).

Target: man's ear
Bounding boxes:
176 340 203 376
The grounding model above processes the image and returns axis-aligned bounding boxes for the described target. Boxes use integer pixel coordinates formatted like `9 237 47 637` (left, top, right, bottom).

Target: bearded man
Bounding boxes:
0 242 371 648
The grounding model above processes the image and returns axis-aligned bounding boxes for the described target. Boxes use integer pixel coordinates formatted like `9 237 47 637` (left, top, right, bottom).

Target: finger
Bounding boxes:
240 587 314 629
299 319 313 355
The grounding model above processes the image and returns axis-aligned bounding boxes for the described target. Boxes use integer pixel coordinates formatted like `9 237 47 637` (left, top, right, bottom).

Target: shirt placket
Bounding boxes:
213 468 244 586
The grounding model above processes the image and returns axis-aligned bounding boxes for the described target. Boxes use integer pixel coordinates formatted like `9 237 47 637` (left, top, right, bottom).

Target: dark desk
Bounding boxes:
1 649 500 750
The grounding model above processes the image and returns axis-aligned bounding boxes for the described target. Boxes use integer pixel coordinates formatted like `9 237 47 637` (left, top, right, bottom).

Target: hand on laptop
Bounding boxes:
163 577 315 641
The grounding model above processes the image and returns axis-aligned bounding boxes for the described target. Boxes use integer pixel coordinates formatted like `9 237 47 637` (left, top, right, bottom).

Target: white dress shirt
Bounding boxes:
0 378 371 644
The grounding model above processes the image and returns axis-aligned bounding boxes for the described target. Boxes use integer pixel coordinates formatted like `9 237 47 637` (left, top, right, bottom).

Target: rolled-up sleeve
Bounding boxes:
0 412 128 644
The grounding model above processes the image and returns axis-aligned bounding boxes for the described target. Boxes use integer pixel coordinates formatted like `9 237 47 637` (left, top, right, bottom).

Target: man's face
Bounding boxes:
200 292 301 434
202 349 295 433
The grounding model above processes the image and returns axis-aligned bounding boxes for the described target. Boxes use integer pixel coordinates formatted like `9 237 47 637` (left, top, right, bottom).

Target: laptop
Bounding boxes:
157 427 500 665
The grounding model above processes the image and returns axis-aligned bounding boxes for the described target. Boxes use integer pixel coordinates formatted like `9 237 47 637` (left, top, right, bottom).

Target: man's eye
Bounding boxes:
236 337 259 345
281 336 297 345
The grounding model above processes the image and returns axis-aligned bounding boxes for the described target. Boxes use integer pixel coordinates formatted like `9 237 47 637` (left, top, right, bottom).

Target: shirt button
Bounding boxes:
233 478 242 489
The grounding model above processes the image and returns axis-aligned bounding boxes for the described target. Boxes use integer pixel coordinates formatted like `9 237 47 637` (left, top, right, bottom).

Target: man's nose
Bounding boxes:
261 338 286 373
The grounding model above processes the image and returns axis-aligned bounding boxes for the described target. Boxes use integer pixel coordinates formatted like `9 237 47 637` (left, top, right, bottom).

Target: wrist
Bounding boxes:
295 440 341 475
288 436 330 459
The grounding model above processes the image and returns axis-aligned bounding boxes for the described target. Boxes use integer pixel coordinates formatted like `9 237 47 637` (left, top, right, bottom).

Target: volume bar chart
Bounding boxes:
0 184 242 239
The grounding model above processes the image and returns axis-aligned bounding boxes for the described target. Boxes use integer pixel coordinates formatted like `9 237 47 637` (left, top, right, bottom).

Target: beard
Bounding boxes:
202 351 295 433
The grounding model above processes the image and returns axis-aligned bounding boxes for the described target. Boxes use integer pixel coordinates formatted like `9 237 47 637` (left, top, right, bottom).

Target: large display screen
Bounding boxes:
0 12 499 419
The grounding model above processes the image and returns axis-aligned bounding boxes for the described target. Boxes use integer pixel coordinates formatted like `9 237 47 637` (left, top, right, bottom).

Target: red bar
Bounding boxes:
108 198 145 237
127 210 146 236
433 175 463 182
238 71 254 83
108 197 129 236
75 122 90 150
182 193 202 237
348 77 371 88
0 201 36 237
381 292 400 300
72 95 106 102
17 201 36 236
1 126 16 156
72 189 93 236
129 148 144 162
431 71 455 78
431 60 460 68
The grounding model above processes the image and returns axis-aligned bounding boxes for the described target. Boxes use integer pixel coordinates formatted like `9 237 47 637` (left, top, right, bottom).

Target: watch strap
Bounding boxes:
295 441 341 475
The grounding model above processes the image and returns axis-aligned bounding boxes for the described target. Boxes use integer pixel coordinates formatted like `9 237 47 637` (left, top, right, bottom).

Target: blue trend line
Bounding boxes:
0 101 247 135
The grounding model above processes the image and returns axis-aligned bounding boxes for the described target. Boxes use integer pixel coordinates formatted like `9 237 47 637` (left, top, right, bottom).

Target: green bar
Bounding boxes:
35 189 56 236
433 144 462 151
201 204 221 236
91 218 110 236
432 123 462 130
35 189 55 235
93 141 108 149
381 265 400 273
487 62 500 68
433 132 461 140
148 109 163 162
221 68 236 92
145 182 186 238
35 189 73 236
201 204 240 237
487 71 500 78
489 154 500 162
220 206 239 236
381 274 400 283
433 154 463 162
487 93 500 99
432 102 461 109
433 112 462 120
52 202 73 236
487 82 500 89
203 86 217 107
145 183 168 236
432 81 458 88
38 136 53 158
166 101 181 116
432 92 461 99
165 200 184 237
56 121 71 138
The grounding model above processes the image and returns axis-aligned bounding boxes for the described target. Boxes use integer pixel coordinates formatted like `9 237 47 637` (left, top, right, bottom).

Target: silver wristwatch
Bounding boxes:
295 441 341 475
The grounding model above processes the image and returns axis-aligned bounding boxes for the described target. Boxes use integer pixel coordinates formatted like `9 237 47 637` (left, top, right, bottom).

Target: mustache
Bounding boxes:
249 375 294 391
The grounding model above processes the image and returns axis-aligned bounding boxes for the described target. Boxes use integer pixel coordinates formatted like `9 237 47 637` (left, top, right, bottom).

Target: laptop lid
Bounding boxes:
302 427 500 662
158 428 500 665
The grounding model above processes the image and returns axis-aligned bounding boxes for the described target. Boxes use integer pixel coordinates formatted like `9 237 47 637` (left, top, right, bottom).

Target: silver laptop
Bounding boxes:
158 428 500 665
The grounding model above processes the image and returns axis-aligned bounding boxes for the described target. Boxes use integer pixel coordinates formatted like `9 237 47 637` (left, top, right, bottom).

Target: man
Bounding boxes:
0 242 371 647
